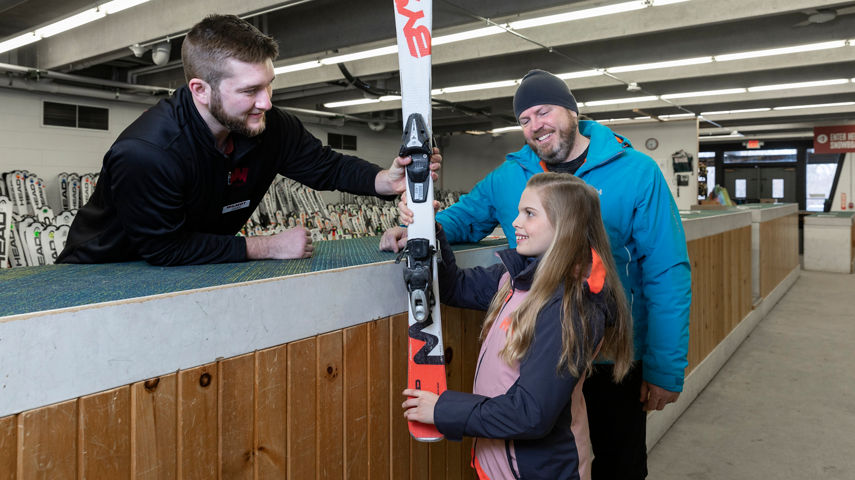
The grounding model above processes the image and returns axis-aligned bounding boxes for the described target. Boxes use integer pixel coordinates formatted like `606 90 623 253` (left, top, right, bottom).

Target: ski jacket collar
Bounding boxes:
505 120 633 176
496 249 539 291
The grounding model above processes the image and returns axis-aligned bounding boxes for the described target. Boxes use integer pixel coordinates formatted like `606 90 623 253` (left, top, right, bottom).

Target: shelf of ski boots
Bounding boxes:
237 175 462 242
0 170 92 268
1 170 465 269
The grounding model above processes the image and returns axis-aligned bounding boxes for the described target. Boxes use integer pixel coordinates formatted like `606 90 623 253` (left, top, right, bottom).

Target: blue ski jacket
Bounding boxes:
434 228 611 480
436 120 691 392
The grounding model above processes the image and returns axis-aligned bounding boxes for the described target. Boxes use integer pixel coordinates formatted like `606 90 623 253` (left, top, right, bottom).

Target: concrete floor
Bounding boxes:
648 270 855 480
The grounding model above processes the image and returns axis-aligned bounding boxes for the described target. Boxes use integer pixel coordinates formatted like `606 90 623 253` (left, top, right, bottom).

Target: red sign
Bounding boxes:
814 125 855 154
746 139 761 149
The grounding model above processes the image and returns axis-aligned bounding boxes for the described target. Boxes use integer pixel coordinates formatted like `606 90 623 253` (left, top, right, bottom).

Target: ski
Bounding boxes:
393 0 446 442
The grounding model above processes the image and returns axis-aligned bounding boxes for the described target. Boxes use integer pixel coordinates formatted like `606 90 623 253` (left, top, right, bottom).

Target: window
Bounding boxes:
43 101 109 130
805 148 840 212
327 133 357 150
723 149 797 164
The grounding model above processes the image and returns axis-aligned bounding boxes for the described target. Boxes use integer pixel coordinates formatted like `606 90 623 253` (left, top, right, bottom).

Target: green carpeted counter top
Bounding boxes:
0 236 507 318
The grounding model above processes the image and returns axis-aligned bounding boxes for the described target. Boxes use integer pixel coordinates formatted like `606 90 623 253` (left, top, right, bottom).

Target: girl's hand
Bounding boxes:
402 389 439 425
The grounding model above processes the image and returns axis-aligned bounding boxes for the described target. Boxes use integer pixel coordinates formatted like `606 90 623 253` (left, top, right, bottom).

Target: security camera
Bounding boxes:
152 42 172 66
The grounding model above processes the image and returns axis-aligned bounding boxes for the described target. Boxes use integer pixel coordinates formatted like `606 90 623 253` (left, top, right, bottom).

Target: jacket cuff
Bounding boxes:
642 362 684 393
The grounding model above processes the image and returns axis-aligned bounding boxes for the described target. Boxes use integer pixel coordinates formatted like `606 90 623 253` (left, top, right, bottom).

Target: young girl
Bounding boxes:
402 172 632 480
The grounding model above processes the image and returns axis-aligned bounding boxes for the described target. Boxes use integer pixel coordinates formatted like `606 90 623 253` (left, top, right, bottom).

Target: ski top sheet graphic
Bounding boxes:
394 0 447 442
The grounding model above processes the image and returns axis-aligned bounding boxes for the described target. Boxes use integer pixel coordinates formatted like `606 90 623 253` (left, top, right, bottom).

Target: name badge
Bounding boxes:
222 199 250 214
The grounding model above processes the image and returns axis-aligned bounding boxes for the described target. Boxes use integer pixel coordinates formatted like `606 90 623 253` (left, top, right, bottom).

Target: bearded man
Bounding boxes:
58 14 440 266
381 69 691 479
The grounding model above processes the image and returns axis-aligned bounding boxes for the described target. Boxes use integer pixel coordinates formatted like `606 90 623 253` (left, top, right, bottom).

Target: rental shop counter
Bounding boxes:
1 205 801 478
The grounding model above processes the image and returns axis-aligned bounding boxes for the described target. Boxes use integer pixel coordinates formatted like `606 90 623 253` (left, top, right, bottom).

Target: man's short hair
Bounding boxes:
182 14 279 88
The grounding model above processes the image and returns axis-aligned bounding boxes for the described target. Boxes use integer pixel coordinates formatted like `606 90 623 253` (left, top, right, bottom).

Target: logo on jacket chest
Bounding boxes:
227 167 249 187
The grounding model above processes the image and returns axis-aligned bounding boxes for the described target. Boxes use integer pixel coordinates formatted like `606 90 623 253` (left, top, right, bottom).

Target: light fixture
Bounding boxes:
151 42 171 66
556 70 603 80
659 113 696 119
274 61 322 75
319 46 398 65
436 80 518 95
0 0 151 54
433 27 504 46
773 102 855 111
714 40 847 62
491 126 523 134
324 98 381 108
700 108 771 115
509 1 649 30
100 0 150 15
34 8 105 38
0 33 39 54
584 96 659 107
661 88 746 99
607 56 712 73
746 79 850 92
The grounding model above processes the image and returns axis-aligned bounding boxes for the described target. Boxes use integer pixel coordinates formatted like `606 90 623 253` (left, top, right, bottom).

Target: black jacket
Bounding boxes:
57 86 383 265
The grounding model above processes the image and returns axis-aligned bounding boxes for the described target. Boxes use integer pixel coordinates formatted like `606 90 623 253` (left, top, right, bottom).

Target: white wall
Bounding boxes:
611 119 700 211
437 132 526 192
0 87 148 210
830 152 855 211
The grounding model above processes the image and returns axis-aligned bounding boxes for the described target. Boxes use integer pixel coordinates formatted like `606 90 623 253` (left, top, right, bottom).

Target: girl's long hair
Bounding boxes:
480 173 633 381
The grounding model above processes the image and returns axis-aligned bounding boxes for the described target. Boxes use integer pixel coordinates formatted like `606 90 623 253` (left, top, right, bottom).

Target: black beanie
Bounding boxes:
513 69 578 119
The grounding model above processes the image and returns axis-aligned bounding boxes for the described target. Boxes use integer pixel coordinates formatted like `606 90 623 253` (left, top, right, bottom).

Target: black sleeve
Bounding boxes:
275 112 386 197
436 226 505 311
108 139 246 265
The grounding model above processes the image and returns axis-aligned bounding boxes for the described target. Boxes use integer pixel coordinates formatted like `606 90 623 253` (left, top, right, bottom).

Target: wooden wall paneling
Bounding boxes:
0 415 17 480
344 324 369 480
131 373 177 480
79 386 131 479
287 337 317 479
709 234 724 359
178 362 218 480
686 239 701 373
367 317 391 480
19 399 77 480
440 307 463 480
317 332 344 480
740 226 752 322
390 313 411 480
722 229 737 336
255 344 288 479
220 353 255 480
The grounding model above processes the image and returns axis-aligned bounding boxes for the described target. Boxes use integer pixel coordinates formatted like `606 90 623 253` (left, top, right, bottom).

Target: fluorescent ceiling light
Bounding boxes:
584 96 659 106
600 118 633 123
34 8 105 38
607 56 712 73
491 126 523 134
715 40 847 62
378 95 401 102
438 80 518 94
702 132 745 139
651 0 691 5
659 113 696 119
661 88 746 99
320 45 398 65
634 116 651 120
0 33 39 54
434 27 503 45
701 108 771 115
100 0 150 15
274 61 322 74
747 79 850 92
773 102 855 111
509 1 648 29
556 70 603 79
324 98 381 108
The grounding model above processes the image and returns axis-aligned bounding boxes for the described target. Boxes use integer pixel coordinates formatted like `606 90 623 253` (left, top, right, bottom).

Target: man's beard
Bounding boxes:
528 116 577 165
210 88 266 137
